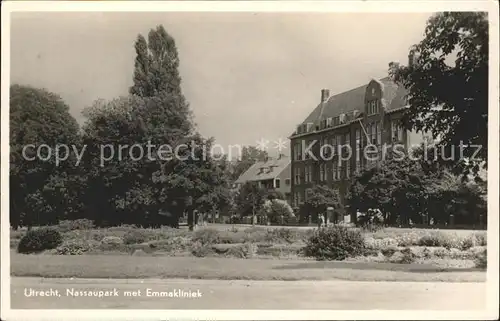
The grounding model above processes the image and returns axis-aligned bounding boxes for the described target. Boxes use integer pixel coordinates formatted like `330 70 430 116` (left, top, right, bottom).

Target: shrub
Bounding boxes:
474 233 487 246
432 247 450 258
17 227 63 254
191 241 215 257
365 237 398 250
474 248 487 269
55 239 99 255
265 228 297 243
417 232 458 249
58 219 95 232
389 248 416 264
192 228 220 245
123 230 149 245
381 246 398 257
303 226 365 261
262 199 295 224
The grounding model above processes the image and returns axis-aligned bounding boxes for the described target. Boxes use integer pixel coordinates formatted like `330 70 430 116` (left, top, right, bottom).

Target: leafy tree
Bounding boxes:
261 199 294 224
235 181 268 225
346 158 430 226
129 25 184 98
426 171 487 225
390 12 488 177
303 185 341 223
10 84 82 228
231 146 269 181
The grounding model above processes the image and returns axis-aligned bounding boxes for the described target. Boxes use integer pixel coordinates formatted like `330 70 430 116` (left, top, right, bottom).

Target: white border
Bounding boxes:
1 1 499 320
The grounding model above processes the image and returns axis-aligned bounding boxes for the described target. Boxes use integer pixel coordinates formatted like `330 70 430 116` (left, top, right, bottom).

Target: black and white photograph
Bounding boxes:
1 1 498 320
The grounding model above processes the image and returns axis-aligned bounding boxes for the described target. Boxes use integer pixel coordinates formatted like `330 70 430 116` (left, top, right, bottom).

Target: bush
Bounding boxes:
123 230 149 245
55 239 99 255
474 233 487 246
265 228 297 243
381 246 398 257
17 227 63 254
58 219 95 232
474 248 487 269
191 241 215 257
262 199 294 224
303 226 365 261
192 228 220 245
417 232 454 248
389 248 416 264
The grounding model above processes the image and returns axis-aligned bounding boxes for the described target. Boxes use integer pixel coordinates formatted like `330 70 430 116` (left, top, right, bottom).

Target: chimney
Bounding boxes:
408 47 419 68
321 89 330 103
388 61 400 80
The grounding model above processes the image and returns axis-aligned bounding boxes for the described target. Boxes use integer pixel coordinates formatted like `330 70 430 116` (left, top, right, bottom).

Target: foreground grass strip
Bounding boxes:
11 253 485 282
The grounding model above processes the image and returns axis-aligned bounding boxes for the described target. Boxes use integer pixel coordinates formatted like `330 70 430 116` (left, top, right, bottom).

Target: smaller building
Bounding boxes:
234 155 292 204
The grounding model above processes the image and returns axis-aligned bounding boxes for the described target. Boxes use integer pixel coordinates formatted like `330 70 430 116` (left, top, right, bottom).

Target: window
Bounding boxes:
332 162 338 180
333 116 340 126
355 128 361 173
294 167 301 185
377 122 382 145
331 136 337 156
337 161 342 180
368 100 380 115
345 160 351 178
336 134 342 155
294 142 303 160
319 164 325 181
275 179 280 188
285 178 291 186
391 121 403 142
370 123 377 145
343 133 350 156
305 165 312 183
294 192 302 207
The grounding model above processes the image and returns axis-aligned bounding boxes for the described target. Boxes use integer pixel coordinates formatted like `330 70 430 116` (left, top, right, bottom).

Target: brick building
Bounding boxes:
289 74 427 219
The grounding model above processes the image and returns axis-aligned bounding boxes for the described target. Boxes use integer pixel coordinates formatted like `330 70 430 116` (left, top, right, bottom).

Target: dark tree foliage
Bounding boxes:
391 12 488 178
303 185 341 223
10 85 82 228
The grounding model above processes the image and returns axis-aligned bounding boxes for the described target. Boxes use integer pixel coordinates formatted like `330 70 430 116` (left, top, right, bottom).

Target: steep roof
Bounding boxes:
300 77 408 127
235 156 290 184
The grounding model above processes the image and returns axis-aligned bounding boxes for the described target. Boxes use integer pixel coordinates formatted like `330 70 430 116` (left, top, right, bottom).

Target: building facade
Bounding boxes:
289 76 427 216
234 155 292 204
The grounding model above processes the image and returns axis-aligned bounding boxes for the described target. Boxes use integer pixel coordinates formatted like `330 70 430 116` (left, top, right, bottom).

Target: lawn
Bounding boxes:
10 222 487 281
10 251 485 282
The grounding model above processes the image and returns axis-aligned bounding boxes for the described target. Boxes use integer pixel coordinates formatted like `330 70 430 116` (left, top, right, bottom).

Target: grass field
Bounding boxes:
10 251 485 282
10 222 487 281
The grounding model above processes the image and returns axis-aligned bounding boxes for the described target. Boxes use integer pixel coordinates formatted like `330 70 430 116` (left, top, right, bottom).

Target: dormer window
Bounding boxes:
333 116 340 126
368 100 380 115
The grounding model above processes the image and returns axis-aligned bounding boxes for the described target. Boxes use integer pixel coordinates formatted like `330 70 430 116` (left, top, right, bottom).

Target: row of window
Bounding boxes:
294 162 353 185
367 100 380 115
293 120 404 161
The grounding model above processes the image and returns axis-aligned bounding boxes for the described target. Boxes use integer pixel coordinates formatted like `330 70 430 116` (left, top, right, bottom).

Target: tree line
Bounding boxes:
10 13 489 229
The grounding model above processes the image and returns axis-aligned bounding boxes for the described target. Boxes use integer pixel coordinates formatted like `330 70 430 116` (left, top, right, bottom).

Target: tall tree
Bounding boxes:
10 85 82 228
129 25 183 98
390 12 488 177
304 185 341 224
235 182 268 225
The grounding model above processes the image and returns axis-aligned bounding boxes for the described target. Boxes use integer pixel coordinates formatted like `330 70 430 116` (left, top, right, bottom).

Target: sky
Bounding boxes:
10 12 434 157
